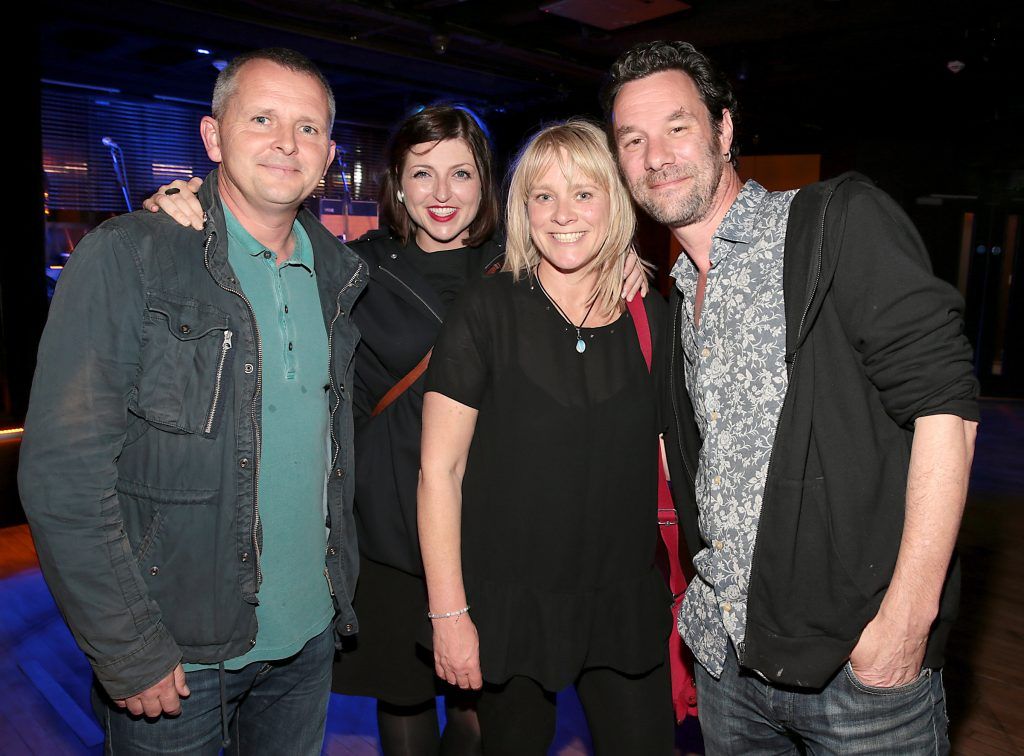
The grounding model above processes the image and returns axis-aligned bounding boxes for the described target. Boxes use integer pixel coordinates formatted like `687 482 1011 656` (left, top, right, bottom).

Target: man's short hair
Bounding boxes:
212 47 336 127
601 41 739 165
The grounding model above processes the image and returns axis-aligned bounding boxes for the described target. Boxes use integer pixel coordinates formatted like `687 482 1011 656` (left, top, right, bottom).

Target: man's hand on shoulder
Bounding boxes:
114 663 190 718
848 606 929 688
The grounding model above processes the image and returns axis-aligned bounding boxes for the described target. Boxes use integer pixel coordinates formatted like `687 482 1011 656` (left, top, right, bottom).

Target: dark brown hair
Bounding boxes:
380 105 499 247
601 41 739 166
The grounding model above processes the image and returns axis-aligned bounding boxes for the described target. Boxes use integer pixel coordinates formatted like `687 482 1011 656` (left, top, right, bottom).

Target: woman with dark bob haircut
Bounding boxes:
330 104 502 756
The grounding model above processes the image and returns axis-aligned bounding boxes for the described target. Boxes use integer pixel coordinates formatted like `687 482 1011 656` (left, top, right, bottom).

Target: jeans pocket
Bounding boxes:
843 661 931 696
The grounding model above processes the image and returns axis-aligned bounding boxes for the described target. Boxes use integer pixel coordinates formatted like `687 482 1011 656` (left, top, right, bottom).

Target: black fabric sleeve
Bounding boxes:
831 182 979 427
424 276 493 409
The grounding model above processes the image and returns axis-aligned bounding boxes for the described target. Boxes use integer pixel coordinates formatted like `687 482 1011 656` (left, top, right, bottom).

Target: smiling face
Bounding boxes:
201 59 335 220
612 69 731 229
527 156 610 278
399 138 482 252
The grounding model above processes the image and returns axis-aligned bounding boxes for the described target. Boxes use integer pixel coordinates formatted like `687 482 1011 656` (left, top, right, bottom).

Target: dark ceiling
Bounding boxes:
39 0 1023 198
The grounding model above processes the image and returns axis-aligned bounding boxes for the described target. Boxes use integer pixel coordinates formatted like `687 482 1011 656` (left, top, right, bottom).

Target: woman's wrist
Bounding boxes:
427 604 470 621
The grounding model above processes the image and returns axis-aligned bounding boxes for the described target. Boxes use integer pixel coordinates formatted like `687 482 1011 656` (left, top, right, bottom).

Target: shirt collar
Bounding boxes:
223 204 314 275
714 179 767 245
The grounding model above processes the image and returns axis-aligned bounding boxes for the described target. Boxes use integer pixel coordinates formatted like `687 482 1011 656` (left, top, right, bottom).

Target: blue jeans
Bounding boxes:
696 645 950 755
94 626 334 755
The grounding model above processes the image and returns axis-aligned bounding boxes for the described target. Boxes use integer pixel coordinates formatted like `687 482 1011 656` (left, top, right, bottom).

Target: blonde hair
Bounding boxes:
503 118 645 317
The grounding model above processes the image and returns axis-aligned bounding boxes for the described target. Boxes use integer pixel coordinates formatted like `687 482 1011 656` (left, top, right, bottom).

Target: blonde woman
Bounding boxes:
418 120 674 755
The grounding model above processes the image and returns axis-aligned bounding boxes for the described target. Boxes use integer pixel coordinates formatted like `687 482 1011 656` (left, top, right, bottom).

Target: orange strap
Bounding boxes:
372 255 501 418
371 349 433 417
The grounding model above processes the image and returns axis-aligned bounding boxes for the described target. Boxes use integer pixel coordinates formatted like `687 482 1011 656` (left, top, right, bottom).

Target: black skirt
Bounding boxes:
332 555 439 705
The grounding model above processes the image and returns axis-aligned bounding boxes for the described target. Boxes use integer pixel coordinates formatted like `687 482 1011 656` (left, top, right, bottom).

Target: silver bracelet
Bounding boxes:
427 605 470 620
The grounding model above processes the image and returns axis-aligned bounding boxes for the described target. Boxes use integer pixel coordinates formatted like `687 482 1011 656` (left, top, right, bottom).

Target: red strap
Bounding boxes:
626 295 654 371
626 294 698 721
371 349 432 417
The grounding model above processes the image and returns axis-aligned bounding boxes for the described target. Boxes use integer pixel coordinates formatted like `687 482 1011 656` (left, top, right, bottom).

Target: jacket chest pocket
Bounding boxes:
134 291 234 437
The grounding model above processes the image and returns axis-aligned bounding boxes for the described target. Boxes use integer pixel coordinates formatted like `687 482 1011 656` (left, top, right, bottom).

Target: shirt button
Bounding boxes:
713 475 722 486
179 324 191 335
710 411 720 421
713 540 724 551
263 251 272 259
244 363 254 374
239 458 249 468
723 602 733 612
284 305 289 314
149 566 159 576
288 342 294 351
701 347 710 358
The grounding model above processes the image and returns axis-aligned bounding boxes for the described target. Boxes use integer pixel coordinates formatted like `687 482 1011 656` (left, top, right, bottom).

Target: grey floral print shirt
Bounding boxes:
670 180 797 678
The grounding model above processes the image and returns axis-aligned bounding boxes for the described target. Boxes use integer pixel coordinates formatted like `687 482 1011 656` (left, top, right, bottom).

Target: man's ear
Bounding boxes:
718 109 734 159
324 140 336 178
200 116 223 163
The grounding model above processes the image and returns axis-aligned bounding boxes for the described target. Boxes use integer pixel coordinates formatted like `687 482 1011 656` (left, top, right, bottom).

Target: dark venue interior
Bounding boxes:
3 1 1022 753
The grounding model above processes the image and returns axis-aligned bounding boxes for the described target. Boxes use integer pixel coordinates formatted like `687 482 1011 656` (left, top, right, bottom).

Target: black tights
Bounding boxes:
376 690 481 756
474 663 674 756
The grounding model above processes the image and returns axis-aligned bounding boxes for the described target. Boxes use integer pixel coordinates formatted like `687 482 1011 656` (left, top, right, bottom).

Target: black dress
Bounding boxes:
332 231 504 705
425 272 671 689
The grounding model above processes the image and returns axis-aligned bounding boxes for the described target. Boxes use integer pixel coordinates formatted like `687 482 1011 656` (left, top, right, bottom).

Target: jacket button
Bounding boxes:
344 623 354 633
250 638 257 647
149 566 159 576
327 546 337 556
390 253 397 259
240 458 249 468
334 468 344 478
263 251 272 259
179 324 191 335
240 552 249 562
244 363 254 374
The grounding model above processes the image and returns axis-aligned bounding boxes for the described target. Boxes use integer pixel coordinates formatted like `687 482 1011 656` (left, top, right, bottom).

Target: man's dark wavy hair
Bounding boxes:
601 41 740 166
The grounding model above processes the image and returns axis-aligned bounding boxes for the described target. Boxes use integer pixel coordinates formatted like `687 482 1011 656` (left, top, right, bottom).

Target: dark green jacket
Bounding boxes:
18 170 366 698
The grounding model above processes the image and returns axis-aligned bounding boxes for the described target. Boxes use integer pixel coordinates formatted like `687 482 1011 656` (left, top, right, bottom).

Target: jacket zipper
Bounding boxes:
204 232 264 587
328 262 365 471
743 184 836 669
380 266 443 324
204 330 233 435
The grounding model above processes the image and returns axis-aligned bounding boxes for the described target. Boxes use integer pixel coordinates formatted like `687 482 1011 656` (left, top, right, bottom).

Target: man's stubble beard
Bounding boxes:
629 144 725 229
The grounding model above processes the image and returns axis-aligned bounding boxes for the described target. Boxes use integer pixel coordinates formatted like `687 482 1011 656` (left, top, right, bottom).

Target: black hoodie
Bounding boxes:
662 173 979 688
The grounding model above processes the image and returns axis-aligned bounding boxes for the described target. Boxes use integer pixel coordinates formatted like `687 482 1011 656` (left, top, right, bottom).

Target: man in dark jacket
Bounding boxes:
604 41 978 753
18 48 365 754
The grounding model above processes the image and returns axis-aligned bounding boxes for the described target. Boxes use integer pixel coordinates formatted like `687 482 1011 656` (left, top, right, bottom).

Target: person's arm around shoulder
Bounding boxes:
18 222 186 713
418 391 482 690
830 181 979 687
142 177 205 230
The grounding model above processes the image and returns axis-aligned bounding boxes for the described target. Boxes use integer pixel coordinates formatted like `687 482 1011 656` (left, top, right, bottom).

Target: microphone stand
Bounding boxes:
102 137 132 212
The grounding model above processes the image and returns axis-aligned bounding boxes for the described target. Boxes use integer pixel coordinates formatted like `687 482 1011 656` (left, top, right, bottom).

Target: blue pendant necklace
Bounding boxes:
536 275 597 354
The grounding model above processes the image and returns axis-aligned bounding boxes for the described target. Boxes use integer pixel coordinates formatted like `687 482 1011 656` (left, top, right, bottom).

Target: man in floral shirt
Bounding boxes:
604 41 978 753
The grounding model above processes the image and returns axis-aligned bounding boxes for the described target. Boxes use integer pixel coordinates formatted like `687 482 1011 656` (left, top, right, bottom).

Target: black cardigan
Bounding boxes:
662 173 979 688
349 229 504 575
